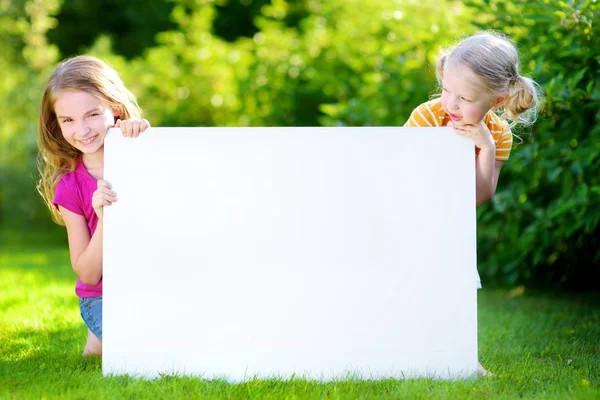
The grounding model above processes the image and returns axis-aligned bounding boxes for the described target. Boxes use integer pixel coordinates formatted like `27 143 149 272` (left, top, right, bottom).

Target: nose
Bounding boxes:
447 97 459 111
77 120 91 136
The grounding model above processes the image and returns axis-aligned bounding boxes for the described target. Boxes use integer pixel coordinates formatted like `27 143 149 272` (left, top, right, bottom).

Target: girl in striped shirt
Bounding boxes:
405 31 540 206
406 32 541 376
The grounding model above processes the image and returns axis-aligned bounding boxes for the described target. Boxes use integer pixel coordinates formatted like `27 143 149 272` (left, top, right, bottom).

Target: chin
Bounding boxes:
79 144 103 154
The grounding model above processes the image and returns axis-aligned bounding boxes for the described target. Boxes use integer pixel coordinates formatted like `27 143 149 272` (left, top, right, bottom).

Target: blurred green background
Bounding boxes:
0 0 598 290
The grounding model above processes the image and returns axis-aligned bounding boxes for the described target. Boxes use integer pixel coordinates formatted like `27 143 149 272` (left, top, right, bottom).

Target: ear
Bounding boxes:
493 93 509 109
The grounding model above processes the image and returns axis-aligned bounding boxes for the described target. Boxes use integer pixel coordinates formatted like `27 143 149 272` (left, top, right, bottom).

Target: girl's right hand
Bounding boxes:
114 118 150 138
92 180 117 220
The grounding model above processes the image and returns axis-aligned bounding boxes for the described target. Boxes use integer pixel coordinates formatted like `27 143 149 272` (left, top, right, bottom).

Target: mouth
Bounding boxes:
447 112 462 122
79 135 99 146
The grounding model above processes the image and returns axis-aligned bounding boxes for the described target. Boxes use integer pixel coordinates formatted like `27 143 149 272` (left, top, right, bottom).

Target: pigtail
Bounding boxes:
440 31 543 129
436 52 448 83
432 50 452 100
503 75 541 127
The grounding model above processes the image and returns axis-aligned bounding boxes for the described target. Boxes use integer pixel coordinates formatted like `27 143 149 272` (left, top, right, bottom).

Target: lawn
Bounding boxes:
1 228 598 399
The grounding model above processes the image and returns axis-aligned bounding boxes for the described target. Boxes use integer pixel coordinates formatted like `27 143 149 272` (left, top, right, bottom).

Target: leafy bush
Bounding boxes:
469 0 600 289
0 0 59 227
1 0 597 289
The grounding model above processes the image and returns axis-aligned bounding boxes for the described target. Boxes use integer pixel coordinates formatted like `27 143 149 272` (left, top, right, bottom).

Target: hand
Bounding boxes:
114 118 150 138
92 180 117 220
448 120 495 151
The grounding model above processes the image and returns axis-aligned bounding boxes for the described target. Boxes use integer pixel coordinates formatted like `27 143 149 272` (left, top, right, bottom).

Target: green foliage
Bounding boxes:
45 0 308 58
305 0 473 127
467 0 600 289
213 0 271 42
1 0 597 288
47 0 177 58
0 0 59 227
97 0 474 129
228 0 474 127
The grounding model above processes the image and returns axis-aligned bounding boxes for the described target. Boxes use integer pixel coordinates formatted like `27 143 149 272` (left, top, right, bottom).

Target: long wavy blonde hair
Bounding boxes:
37 55 142 224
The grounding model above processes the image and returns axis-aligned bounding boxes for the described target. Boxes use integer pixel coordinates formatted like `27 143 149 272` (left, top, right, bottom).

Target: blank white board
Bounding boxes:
103 127 477 380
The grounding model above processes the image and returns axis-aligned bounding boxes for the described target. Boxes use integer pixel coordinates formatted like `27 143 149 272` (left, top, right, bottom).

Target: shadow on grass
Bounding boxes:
0 326 98 382
0 246 75 284
1 320 597 399
1 326 246 397
0 223 68 249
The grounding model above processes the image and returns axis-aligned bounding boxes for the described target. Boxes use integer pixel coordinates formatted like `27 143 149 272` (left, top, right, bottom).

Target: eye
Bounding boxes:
461 97 472 102
60 118 72 124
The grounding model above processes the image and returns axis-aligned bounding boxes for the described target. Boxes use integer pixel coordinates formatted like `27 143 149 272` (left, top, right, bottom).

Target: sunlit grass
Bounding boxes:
1 231 598 399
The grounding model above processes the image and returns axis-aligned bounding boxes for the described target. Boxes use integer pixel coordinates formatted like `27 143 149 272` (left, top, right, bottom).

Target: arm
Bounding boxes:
476 152 504 206
449 120 504 206
56 120 148 285
58 179 116 285
59 206 103 285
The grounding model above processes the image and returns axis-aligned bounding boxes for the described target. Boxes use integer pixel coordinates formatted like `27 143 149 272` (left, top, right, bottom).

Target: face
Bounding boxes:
54 90 116 154
440 63 497 126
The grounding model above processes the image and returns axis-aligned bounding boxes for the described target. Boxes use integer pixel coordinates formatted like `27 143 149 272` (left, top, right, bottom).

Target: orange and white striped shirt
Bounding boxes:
404 98 513 162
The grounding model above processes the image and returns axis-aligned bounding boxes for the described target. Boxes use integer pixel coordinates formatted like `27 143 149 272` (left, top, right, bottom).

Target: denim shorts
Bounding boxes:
79 295 102 340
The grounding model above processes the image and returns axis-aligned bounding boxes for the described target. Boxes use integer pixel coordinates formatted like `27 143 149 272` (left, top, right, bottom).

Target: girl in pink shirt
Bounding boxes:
37 55 149 356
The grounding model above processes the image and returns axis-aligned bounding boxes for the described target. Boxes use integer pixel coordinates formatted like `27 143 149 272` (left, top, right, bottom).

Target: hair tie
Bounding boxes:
513 74 520 85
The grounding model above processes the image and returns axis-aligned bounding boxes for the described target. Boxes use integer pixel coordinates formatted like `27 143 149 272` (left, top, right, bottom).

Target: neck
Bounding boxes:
82 147 104 179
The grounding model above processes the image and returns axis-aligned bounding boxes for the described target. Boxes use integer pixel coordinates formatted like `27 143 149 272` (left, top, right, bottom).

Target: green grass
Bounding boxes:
1 229 598 399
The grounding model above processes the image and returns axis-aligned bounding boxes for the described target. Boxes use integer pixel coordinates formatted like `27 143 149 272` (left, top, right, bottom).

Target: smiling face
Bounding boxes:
54 90 116 155
440 62 497 126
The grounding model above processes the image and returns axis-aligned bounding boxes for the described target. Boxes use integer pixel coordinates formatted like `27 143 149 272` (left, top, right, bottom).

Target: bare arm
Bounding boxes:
475 149 504 206
56 119 149 284
449 120 504 206
59 207 103 285
58 178 116 285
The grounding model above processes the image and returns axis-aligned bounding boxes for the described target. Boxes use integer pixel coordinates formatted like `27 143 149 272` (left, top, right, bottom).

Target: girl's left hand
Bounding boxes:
448 120 495 151
114 118 151 138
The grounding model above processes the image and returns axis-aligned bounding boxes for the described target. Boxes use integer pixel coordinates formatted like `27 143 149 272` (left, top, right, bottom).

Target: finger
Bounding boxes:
99 187 117 198
95 195 115 206
133 119 149 137
93 190 117 208
98 185 111 193
97 186 117 197
124 122 132 138
103 192 118 204
97 180 112 190
459 125 479 133
92 192 107 204
121 121 132 137
114 119 121 128
131 120 141 137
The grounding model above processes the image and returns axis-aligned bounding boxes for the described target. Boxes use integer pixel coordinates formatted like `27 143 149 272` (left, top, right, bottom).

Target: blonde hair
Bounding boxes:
37 55 142 224
436 31 541 127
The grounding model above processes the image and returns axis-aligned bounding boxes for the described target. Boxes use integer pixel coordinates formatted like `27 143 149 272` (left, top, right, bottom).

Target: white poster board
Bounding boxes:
103 127 477 380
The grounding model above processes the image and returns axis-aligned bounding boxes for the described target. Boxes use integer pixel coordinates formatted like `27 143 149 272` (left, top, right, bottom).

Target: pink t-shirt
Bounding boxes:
53 158 102 298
